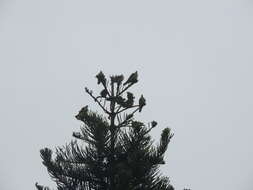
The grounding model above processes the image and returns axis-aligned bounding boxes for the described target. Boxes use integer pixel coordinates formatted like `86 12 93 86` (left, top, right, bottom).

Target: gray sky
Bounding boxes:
1 0 253 189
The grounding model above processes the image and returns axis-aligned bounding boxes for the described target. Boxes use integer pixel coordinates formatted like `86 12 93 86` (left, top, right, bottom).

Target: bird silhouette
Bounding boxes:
123 71 138 85
139 95 146 112
100 89 108 98
96 71 106 85
75 105 88 121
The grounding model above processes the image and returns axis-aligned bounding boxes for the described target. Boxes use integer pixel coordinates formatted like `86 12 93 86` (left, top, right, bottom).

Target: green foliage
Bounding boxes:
36 71 179 190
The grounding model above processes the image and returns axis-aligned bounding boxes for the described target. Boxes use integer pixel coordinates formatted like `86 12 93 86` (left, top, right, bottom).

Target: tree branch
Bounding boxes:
117 107 139 128
85 87 110 115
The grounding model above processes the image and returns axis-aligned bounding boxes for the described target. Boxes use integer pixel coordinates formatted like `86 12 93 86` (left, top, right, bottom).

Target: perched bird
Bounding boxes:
151 121 158 128
115 96 125 105
139 95 146 112
124 92 134 107
100 89 108 98
110 74 124 85
123 71 138 85
96 71 106 85
75 105 88 121
115 75 124 85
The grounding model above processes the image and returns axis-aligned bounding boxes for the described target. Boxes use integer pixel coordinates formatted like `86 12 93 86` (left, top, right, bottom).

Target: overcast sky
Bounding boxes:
1 0 253 189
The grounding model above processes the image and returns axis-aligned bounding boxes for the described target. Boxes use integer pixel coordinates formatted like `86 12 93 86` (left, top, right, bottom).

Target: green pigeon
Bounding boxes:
139 95 146 112
75 105 88 121
125 92 134 107
115 96 125 105
95 71 106 85
151 121 158 128
100 89 108 98
115 75 124 85
123 71 138 85
111 75 124 85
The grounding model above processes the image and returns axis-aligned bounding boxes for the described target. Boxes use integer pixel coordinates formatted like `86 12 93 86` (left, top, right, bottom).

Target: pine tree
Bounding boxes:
36 71 177 190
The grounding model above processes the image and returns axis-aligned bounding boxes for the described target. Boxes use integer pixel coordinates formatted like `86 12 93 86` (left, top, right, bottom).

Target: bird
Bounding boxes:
139 95 146 112
124 92 134 107
96 71 106 85
123 71 138 85
110 75 124 85
100 89 108 98
151 121 158 128
75 105 88 121
115 75 124 85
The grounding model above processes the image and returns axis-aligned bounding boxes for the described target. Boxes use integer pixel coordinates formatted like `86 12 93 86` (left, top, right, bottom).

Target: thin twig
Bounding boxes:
85 88 110 115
